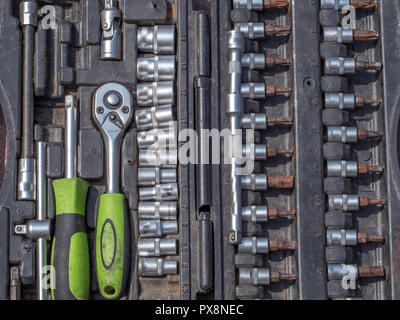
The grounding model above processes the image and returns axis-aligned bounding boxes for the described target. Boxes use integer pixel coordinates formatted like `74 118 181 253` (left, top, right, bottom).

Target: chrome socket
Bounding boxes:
137 81 175 107
139 220 178 238
238 237 269 254
328 264 358 280
138 167 177 186
101 0 122 60
139 183 179 201
323 27 354 43
241 206 269 223
328 194 360 212
239 268 271 286
20 1 38 26
138 258 178 277
241 174 268 191
241 83 266 99
137 25 175 54
241 113 267 129
137 55 176 82
242 144 268 160
233 0 264 10
18 158 36 200
242 53 266 70
325 93 356 110
137 126 177 150
324 58 356 75
327 126 358 143
327 161 359 178
135 105 174 131
235 22 265 39
320 0 351 10
327 229 358 246
138 201 178 220
138 149 178 168
138 238 178 257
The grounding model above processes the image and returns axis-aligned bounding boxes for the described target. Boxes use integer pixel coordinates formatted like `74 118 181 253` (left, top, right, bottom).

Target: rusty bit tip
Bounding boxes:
267 116 293 127
264 25 291 36
356 61 383 71
353 30 379 41
266 56 291 67
267 146 294 158
269 240 297 251
266 86 292 96
358 266 385 278
358 129 382 140
356 96 382 107
268 208 296 220
271 272 297 283
351 0 376 9
263 0 290 9
268 176 295 189
358 233 385 244
359 197 386 207
358 163 384 174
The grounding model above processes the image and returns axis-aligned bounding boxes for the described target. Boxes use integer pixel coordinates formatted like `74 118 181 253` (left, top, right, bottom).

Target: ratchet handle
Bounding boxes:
95 193 130 299
51 178 90 300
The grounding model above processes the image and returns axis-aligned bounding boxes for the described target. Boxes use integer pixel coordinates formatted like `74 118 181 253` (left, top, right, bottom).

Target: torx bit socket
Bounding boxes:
241 205 296 222
242 144 293 160
238 237 296 254
241 82 292 99
326 161 384 178
328 264 385 280
233 0 289 10
320 0 375 10
328 194 386 212
241 53 291 70
323 27 379 43
241 174 295 191
235 22 291 39
325 93 381 110
241 114 293 129
327 229 384 246
239 268 296 286
327 126 382 143
324 57 382 75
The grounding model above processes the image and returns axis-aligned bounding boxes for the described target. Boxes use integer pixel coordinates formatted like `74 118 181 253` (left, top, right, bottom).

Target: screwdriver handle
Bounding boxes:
51 178 90 300
95 193 130 299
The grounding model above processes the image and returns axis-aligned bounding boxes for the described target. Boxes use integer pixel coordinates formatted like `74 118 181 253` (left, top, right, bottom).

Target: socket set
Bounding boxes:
1 0 400 300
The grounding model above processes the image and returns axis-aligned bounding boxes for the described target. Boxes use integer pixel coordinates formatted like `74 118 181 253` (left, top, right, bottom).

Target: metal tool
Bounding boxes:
238 237 296 254
139 148 178 167
239 268 296 286
138 201 178 220
233 0 289 10
93 83 133 299
101 0 122 60
138 258 178 277
241 82 292 99
325 93 381 110
320 0 375 10
137 126 177 150
241 53 291 70
327 229 384 246
135 105 174 131
241 174 295 190
138 238 178 257
18 0 38 201
323 27 379 43
137 81 175 106
137 55 176 81
241 205 295 222
328 194 386 212
51 96 90 300
328 264 385 280
241 114 293 129
138 167 177 186
14 137 51 300
327 126 382 143
324 57 382 75
137 25 175 54
242 144 293 160
235 22 291 39
139 183 179 201
326 161 383 177
139 220 178 238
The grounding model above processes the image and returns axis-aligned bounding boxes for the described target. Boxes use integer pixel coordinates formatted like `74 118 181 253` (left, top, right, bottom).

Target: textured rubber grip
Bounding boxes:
51 178 90 300
95 193 130 299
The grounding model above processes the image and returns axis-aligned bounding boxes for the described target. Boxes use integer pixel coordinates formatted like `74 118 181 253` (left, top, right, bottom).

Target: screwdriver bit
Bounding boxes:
241 82 292 99
328 194 386 212
233 0 289 10
327 126 382 143
241 53 291 70
327 229 384 246
241 174 295 190
241 205 296 222
235 22 291 39
325 57 382 75
323 27 379 43
238 237 296 254
325 93 382 110
242 144 294 160
355 96 382 108
326 160 384 178
239 268 296 286
328 264 385 280
320 0 375 10
241 114 293 129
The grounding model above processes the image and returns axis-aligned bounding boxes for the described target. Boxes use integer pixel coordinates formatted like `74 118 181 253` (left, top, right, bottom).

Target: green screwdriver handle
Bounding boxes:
51 178 90 300
95 193 130 299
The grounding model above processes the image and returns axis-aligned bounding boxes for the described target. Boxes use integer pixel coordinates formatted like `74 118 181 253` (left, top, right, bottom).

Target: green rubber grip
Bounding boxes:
51 178 90 300
95 193 130 299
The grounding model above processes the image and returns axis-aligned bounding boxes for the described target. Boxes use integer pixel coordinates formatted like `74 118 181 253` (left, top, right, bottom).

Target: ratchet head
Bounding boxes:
93 83 133 142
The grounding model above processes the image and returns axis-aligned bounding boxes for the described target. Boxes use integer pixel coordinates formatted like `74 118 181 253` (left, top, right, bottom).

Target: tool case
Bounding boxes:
0 0 400 300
